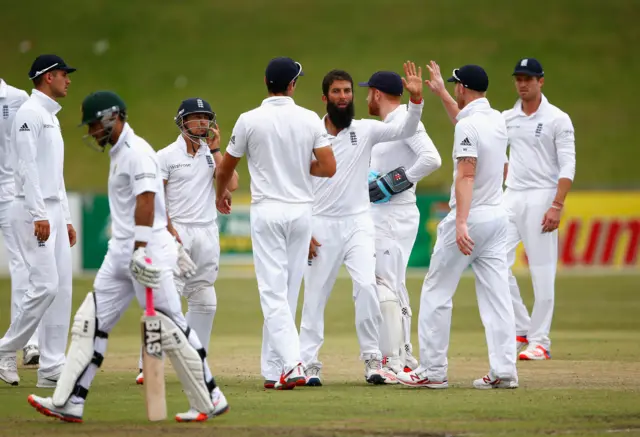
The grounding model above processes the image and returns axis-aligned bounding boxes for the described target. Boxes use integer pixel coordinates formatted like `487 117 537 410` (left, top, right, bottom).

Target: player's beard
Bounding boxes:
326 100 355 130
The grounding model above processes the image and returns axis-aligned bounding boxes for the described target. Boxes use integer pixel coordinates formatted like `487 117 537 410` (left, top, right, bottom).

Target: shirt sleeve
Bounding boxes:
554 113 576 181
60 178 72 224
312 115 331 149
226 114 248 158
453 120 479 159
130 150 161 196
157 150 169 180
404 123 442 184
13 108 47 222
369 100 424 145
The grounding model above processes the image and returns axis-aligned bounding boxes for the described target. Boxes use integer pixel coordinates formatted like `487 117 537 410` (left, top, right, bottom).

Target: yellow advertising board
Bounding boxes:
512 191 640 271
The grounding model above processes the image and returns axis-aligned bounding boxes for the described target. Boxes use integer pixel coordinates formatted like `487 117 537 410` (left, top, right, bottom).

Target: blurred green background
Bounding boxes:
2 0 638 193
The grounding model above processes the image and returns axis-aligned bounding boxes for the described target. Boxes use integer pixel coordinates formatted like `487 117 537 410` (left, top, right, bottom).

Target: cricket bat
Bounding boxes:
142 283 167 421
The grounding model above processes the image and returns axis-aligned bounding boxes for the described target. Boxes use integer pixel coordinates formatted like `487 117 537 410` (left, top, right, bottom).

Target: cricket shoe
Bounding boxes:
0 355 19 386
382 355 404 375
364 357 397 385
27 394 83 423
519 344 551 361
175 387 229 422
305 364 322 387
516 336 529 352
136 369 144 385
274 363 305 390
23 345 40 366
264 379 276 389
473 374 519 389
36 372 60 389
396 368 448 389
404 344 419 372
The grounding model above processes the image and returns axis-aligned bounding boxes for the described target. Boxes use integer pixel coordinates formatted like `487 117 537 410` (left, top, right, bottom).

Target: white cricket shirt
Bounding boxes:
313 99 424 217
108 123 167 240
11 89 71 223
0 80 29 203
369 104 441 205
226 96 331 204
157 135 216 226
503 94 576 190
449 98 508 211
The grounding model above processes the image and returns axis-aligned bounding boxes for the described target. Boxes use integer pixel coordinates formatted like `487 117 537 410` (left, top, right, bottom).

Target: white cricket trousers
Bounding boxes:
251 202 311 382
504 188 558 350
299 213 382 369
418 208 517 382
136 222 220 369
0 200 38 349
371 203 420 349
0 198 72 377
76 230 215 397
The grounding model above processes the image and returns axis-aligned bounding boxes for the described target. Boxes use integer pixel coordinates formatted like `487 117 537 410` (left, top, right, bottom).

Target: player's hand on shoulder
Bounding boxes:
130 247 161 288
173 239 197 279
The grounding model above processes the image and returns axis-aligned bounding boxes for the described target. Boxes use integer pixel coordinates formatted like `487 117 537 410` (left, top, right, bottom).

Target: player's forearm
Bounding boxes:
406 149 442 183
215 153 239 199
553 178 573 206
23 165 47 221
503 163 509 184
134 192 155 250
310 159 335 177
455 174 474 223
60 180 72 224
439 91 460 125
227 170 239 192
380 99 424 143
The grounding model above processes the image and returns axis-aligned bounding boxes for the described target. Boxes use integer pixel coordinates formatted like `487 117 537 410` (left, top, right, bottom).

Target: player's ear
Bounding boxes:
321 94 328 104
538 77 544 87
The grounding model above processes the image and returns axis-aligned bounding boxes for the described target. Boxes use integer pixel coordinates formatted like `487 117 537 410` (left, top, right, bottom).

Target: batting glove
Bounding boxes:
174 239 197 279
130 247 161 289
369 166 413 204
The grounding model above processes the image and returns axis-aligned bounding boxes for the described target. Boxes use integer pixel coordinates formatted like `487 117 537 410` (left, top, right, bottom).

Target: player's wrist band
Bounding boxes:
551 204 562 210
210 148 221 154
134 225 153 243
410 96 423 104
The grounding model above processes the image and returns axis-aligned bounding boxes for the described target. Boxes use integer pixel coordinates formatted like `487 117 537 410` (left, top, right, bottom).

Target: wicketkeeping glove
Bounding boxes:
174 239 197 279
130 247 161 289
369 166 414 204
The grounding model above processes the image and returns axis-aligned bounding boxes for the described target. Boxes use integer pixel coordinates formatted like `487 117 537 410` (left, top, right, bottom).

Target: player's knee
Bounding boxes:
187 286 217 314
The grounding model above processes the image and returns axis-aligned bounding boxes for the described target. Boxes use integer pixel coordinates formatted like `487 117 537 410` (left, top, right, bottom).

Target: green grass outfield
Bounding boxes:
0 274 639 436
2 0 639 192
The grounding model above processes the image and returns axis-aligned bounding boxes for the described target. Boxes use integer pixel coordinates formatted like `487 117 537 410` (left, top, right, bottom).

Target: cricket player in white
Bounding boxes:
503 58 576 360
0 79 41 366
135 97 239 384
27 91 229 423
216 57 337 390
300 65 426 387
0 55 77 388
397 63 518 389
365 71 442 375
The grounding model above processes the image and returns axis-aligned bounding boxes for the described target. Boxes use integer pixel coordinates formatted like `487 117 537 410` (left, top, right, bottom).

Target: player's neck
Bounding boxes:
35 85 57 101
182 134 199 156
324 115 342 137
378 101 400 121
521 94 542 116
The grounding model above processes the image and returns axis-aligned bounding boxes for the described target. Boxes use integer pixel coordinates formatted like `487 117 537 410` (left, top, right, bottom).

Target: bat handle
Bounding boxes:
144 257 156 317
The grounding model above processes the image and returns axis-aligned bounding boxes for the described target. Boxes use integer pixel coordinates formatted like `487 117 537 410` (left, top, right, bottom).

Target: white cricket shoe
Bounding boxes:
473 374 519 389
364 357 397 385
274 362 305 390
36 372 60 388
396 368 448 389
519 344 551 361
175 387 229 422
136 369 144 385
305 364 322 387
516 336 529 352
23 345 40 366
0 355 19 386
382 355 404 375
27 394 84 423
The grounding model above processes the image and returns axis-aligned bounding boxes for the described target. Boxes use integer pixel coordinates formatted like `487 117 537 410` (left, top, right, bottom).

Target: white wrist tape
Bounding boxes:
134 225 153 243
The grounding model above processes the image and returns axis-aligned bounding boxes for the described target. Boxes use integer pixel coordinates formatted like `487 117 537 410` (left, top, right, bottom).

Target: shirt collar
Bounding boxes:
512 93 549 117
0 80 7 98
456 97 490 121
320 114 353 136
110 122 132 156
261 96 294 106
31 89 62 115
382 104 406 123
175 134 207 156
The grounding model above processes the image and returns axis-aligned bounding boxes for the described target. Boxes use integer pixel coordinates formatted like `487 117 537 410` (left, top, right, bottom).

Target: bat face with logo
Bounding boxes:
142 286 167 421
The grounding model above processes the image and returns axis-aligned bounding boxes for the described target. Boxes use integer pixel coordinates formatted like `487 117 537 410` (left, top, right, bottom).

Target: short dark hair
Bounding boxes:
32 70 58 87
322 70 353 97
267 78 297 94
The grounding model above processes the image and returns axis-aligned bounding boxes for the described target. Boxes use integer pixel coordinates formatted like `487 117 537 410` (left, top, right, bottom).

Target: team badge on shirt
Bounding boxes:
535 123 543 137
2 105 8 119
206 155 214 167
350 131 358 146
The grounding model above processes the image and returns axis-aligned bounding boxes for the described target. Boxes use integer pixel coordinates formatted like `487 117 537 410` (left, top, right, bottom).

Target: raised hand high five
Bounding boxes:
401 61 423 102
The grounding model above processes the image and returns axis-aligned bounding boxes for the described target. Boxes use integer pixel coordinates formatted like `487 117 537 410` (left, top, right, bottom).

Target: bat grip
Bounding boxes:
144 257 156 316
